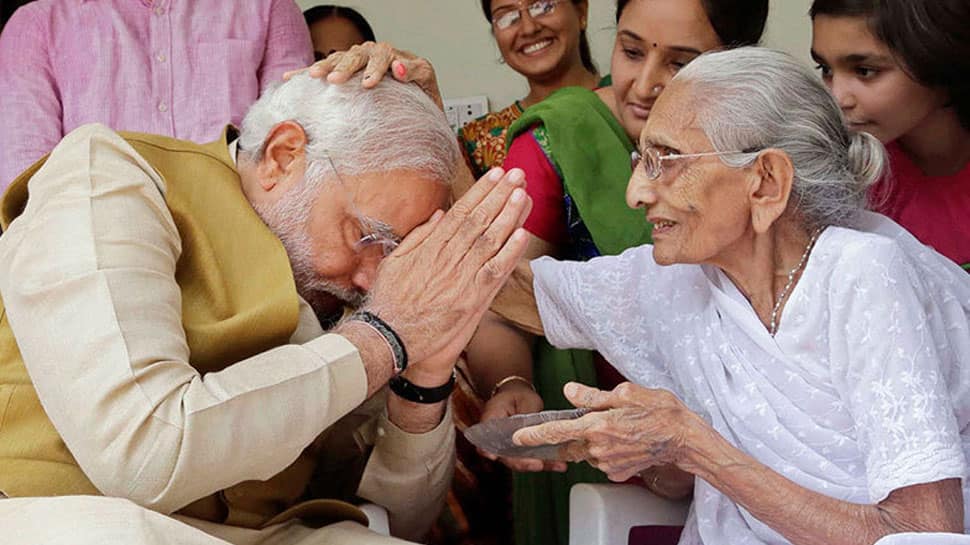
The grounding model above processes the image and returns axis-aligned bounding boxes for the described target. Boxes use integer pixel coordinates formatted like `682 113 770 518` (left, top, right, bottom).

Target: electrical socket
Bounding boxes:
443 95 490 133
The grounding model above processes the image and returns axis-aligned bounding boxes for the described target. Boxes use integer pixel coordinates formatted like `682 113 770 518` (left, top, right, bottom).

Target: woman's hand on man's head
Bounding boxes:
284 41 443 109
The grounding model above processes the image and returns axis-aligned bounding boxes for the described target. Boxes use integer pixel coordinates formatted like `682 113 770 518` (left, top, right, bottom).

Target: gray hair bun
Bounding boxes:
847 131 887 190
674 47 887 228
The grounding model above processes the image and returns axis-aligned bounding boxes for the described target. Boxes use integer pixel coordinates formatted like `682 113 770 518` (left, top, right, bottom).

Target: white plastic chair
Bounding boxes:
360 502 390 536
568 488 970 545
569 483 690 545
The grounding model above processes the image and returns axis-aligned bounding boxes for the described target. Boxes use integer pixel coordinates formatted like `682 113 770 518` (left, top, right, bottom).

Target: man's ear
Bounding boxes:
255 121 308 191
749 148 794 234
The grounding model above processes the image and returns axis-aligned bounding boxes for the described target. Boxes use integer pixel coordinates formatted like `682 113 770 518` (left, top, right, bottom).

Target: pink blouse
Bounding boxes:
870 142 970 268
503 129 567 246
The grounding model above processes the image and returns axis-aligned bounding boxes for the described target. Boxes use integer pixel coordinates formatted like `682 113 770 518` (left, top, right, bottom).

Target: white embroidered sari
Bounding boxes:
532 212 970 545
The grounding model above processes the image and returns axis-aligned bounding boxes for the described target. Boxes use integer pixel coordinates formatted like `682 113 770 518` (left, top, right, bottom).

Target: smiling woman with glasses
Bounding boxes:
457 0 601 182
491 0 567 30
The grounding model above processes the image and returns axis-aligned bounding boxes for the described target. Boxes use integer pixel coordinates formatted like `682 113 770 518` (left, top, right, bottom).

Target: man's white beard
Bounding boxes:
251 184 366 313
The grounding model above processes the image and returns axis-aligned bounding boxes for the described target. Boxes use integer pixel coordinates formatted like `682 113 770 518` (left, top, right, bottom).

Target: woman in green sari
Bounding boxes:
465 1 769 544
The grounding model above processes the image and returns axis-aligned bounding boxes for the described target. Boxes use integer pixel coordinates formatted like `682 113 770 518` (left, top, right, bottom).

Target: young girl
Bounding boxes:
810 0 970 269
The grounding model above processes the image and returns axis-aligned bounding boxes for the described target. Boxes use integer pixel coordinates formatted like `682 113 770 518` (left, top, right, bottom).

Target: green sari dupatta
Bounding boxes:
512 344 606 545
506 87 653 545
508 87 652 256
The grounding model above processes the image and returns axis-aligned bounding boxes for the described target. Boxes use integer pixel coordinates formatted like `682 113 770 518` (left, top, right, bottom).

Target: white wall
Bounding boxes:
298 0 814 112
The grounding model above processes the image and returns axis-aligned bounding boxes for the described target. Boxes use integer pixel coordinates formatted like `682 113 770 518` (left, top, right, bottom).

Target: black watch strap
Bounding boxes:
350 311 408 373
389 372 456 404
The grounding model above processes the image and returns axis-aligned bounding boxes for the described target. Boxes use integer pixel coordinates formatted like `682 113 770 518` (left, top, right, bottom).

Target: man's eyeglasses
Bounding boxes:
323 153 401 257
492 0 566 31
353 216 400 257
631 146 757 181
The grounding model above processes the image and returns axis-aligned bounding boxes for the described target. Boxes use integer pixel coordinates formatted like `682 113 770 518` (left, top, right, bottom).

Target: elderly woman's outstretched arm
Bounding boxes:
515 382 964 545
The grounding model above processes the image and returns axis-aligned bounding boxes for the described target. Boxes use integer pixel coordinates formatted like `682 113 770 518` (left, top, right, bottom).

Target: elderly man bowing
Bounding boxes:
0 73 531 545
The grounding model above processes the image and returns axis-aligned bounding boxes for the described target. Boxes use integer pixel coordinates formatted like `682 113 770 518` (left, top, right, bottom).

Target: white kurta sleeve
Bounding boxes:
531 247 689 391
288 301 454 541
531 256 603 351
828 237 967 502
0 124 368 514
356 404 455 541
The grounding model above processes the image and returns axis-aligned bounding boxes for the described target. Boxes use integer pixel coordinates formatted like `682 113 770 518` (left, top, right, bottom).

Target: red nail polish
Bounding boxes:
394 63 406 78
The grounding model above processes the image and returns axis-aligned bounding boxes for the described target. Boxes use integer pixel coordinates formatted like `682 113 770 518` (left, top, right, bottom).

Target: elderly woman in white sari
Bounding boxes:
509 47 970 545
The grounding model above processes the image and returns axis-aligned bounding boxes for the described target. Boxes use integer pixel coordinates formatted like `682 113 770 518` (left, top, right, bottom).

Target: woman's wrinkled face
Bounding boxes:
490 0 587 83
610 0 721 141
626 82 754 266
811 15 947 144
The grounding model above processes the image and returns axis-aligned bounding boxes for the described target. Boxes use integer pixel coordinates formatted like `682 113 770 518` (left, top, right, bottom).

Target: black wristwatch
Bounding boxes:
389 372 457 404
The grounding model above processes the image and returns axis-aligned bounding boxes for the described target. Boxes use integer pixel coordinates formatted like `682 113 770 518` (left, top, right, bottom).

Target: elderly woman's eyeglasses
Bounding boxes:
631 147 755 181
323 153 401 257
492 0 566 31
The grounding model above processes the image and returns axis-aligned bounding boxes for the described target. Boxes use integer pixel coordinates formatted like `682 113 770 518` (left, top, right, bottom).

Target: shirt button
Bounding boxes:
156 53 166 63
158 103 168 112
154 6 164 15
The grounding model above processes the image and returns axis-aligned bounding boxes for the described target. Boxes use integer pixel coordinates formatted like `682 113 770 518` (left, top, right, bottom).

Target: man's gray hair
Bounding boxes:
674 47 886 228
238 73 460 188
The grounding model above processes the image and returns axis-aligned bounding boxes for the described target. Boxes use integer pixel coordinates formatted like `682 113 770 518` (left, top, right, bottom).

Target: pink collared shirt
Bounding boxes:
0 0 313 190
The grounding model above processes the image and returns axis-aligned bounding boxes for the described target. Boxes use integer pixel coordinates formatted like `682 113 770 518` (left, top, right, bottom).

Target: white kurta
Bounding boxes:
532 212 970 545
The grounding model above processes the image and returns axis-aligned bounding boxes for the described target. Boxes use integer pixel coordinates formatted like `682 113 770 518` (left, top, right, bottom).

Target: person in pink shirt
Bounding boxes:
0 0 313 191
1 1 33 31
810 0 970 270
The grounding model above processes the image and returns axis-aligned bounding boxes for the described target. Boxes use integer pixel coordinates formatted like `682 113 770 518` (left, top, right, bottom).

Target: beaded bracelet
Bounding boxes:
349 311 408 374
